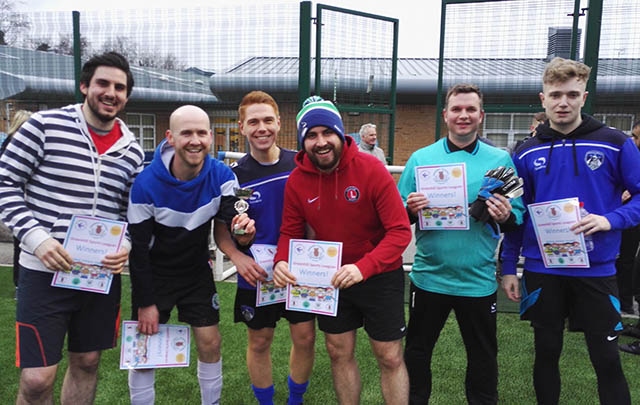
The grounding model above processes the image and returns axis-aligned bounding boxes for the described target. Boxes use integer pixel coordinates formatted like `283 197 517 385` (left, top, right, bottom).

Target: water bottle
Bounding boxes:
579 201 594 252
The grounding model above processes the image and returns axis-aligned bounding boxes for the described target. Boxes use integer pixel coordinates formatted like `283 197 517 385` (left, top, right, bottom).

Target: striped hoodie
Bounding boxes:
0 104 145 273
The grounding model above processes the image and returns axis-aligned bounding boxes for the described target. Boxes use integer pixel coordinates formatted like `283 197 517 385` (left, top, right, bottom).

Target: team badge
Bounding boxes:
344 186 360 202
240 305 255 321
308 244 325 261
585 151 604 171
211 293 220 310
433 168 450 183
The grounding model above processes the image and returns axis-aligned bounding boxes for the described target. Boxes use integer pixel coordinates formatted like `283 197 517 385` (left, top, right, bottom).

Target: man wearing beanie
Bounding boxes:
273 97 412 404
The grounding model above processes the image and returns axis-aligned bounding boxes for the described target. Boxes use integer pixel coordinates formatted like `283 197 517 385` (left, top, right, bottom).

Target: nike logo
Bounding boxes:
607 335 618 341
307 196 319 204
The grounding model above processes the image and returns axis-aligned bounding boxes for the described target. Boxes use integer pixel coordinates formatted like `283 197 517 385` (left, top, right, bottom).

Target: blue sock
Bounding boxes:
287 375 309 405
252 384 274 405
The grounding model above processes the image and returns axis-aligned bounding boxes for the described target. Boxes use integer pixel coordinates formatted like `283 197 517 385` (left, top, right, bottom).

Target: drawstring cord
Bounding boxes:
571 138 579 176
545 135 579 176
545 136 556 175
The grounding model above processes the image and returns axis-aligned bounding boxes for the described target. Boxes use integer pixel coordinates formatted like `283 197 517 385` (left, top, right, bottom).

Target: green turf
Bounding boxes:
0 267 638 404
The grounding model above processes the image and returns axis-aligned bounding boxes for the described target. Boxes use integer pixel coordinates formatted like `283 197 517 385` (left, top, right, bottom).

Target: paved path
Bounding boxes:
0 241 14 267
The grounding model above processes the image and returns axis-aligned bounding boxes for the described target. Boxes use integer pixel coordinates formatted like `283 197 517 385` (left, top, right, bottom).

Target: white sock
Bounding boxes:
128 368 156 405
198 359 223 405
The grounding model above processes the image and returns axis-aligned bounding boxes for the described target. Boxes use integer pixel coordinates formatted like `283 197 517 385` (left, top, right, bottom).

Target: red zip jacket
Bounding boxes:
274 136 411 280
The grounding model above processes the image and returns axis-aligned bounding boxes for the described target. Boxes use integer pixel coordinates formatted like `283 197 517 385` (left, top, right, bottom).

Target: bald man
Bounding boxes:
127 105 256 404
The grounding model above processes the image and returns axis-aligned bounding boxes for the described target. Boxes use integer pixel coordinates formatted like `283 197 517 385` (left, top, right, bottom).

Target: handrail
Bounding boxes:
211 151 406 280
215 151 405 174
216 151 246 161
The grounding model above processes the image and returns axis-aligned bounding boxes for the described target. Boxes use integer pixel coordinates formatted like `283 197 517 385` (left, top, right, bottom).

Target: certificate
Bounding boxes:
51 215 127 294
252 244 286 307
527 197 589 268
415 163 468 230
286 239 341 317
120 321 191 369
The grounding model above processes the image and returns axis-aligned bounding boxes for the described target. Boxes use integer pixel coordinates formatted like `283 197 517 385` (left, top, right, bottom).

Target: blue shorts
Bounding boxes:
520 270 623 334
132 267 220 327
234 287 315 329
318 267 407 341
16 267 121 368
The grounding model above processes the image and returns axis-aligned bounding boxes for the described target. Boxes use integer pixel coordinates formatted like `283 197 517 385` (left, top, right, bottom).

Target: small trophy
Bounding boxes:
233 187 253 235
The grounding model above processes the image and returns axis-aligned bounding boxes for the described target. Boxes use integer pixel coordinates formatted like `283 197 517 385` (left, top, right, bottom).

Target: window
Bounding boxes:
126 113 156 152
593 114 635 134
484 113 533 149
484 113 637 150
212 114 242 153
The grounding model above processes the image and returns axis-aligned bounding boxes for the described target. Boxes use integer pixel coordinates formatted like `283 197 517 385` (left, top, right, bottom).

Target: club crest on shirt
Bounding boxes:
344 186 360 203
585 151 604 171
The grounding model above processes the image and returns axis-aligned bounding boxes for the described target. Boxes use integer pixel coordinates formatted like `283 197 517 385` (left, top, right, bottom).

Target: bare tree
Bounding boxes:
29 34 91 55
100 36 185 70
0 0 30 46
53 34 91 55
100 36 139 62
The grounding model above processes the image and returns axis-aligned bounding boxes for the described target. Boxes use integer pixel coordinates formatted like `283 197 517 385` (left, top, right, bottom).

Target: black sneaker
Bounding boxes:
620 324 640 339
620 340 640 355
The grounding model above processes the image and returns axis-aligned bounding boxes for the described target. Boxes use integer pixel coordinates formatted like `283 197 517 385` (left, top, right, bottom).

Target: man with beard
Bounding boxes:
273 97 411 404
0 52 145 404
127 105 255 404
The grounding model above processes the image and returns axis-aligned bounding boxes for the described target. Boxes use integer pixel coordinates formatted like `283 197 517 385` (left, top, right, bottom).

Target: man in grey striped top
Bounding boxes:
0 51 144 404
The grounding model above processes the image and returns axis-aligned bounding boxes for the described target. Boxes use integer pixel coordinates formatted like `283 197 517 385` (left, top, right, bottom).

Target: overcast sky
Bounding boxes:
14 0 638 70
16 0 441 63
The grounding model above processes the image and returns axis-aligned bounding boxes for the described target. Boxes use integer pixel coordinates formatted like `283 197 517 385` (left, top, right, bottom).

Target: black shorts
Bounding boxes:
318 267 407 341
234 287 315 329
520 270 623 334
16 267 121 368
132 268 219 327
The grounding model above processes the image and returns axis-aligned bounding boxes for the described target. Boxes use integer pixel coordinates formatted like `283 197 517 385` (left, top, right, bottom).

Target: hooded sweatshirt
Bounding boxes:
274 136 411 281
127 140 239 307
502 114 640 278
0 104 144 273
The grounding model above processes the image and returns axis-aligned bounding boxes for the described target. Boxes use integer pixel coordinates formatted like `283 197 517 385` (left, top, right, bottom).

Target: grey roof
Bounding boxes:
209 56 640 105
0 45 218 105
3 47 638 108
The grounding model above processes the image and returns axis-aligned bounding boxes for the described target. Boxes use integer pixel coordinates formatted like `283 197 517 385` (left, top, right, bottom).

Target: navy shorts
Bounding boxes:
318 267 407 341
132 268 219 327
234 287 315 329
520 270 623 334
16 267 121 368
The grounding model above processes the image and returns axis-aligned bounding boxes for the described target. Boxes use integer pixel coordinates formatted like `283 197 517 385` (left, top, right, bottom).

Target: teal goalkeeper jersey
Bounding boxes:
397 138 525 297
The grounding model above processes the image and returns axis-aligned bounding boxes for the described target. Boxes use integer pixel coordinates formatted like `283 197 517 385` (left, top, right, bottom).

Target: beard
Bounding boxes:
306 143 342 172
86 97 120 123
